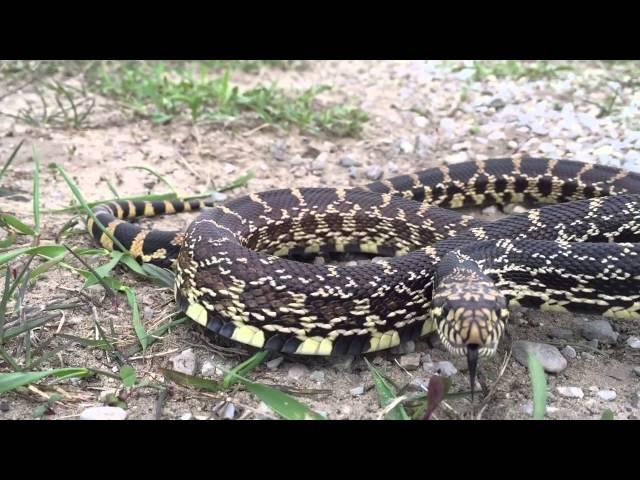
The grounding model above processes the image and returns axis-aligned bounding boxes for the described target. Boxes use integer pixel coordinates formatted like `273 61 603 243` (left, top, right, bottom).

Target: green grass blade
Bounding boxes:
160 368 224 392
0 139 25 183
222 367 325 420
223 351 268 389
243 381 325 420
601 409 615 420
141 263 175 288
0 214 36 236
365 358 410 420
120 365 136 388
0 368 90 394
125 316 187 356
54 163 128 253
118 254 148 277
122 286 147 351
528 353 547 420
0 245 67 267
82 251 124 289
32 146 41 236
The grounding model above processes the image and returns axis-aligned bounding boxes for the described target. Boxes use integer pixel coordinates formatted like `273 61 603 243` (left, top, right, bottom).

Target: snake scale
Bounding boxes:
87 156 640 390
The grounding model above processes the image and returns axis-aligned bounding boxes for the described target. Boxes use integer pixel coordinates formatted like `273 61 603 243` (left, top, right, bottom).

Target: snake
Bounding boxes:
87 155 640 392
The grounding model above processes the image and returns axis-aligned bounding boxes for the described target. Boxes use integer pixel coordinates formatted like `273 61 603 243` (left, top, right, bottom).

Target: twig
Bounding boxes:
129 348 179 361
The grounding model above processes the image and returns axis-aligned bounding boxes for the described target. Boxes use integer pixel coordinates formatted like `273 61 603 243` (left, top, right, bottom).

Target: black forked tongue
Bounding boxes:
467 344 479 401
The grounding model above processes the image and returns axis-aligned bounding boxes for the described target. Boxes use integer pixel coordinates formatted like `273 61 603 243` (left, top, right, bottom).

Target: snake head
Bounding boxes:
431 269 509 398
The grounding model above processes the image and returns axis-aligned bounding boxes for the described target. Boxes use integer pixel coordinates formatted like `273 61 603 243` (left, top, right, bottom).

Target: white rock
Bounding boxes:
266 357 284 370
170 349 197 376
557 386 584 399
80 406 128 420
201 361 217 377
414 116 428 128
350 385 365 396
180 413 193 420
597 390 617 401
487 130 506 141
626 336 640 349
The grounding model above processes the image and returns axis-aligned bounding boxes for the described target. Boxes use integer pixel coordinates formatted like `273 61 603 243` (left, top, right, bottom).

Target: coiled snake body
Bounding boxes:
87 156 640 389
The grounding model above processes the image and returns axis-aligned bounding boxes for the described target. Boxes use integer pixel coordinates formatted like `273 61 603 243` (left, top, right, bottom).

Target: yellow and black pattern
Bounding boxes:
87 156 640 363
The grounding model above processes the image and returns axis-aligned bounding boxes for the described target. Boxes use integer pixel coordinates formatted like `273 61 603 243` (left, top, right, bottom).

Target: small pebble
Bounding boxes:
222 403 235 420
415 134 434 158
201 360 217 377
414 116 428 128
423 361 458 377
170 349 197 376
633 366 640 377
557 386 584 399
143 306 154 321
180 413 193 420
399 139 414 154
350 385 365 396
339 155 359 167
348 166 359 179
366 165 383 181
98 389 117 403
507 140 518 149
210 191 227 202
487 130 506 141
0 401 10 412
626 336 640 349
311 153 328 172
561 345 577 360
579 320 618 344
481 205 499 216
313 256 325 266
287 364 309 381
80 406 128 420
399 353 422 370
222 162 236 175
266 357 284 370
512 341 568 373
522 401 558 417
309 370 325 383
632 392 640 409
597 390 617 401
271 141 288 161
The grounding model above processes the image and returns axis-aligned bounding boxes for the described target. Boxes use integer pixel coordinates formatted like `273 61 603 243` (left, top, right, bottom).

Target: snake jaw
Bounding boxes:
432 268 509 397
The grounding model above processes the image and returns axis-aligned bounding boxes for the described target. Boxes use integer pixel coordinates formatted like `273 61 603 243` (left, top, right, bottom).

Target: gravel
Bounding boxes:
423 360 458 377
170 349 197 376
579 320 619 345
309 370 326 383
557 387 585 399
350 385 365 396
512 341 568 373
266 357 284 370
561 345 578 360
222 403 235 420
626 336 640 349
596 390 617 401
399 353 422 370
201 360 217 377
365 165 383 181
80 406 128 420
287 364 309 381
339 155 359 167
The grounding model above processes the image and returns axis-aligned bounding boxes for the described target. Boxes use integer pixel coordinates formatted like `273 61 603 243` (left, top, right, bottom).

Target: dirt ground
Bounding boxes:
1 60 639 420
